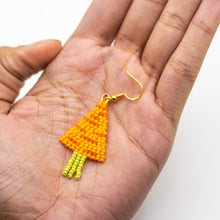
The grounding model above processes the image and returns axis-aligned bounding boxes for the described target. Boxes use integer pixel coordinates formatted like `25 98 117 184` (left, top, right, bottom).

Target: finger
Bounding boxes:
142 0 202 79
0 40 62 114
155 0 220 126
115 0 167 55
72 0 132 46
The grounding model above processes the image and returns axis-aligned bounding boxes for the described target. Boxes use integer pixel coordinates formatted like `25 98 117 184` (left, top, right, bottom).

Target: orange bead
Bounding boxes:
59 99 108 162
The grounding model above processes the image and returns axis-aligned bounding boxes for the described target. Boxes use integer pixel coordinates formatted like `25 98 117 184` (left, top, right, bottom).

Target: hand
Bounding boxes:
0 1 219 219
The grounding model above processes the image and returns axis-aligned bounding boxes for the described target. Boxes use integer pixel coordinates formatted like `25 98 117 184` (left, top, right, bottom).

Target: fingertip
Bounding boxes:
31 39 62 47
6 39 63 77
30 39 62 54
45 39 62 51
20 39 63 70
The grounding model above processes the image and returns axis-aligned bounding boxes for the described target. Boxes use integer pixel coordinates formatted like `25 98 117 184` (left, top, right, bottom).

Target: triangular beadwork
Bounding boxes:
60 100 108 162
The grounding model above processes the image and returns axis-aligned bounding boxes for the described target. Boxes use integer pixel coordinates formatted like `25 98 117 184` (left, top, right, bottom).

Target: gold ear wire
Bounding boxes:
104 60 143 102
121 60 143 101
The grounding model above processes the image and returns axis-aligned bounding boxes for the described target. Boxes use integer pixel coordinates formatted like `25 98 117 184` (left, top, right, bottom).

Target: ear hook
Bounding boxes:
122 60 143 101
105 60 143 102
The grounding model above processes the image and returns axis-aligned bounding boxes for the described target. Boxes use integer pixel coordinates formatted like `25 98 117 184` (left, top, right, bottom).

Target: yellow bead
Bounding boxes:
75 175 81 181
63 171 68 176
68 173 73 179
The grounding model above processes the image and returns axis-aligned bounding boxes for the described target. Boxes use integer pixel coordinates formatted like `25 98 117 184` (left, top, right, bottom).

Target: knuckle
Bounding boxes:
142 59 161 79
169 58 196 83
115 33 140 54
148 0 168 6
191 18 215 37
0 47 26 81
160 11 187 31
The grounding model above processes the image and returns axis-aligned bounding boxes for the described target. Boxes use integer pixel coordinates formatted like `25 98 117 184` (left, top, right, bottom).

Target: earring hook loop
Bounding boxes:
121 60 143 101
101 60 143 103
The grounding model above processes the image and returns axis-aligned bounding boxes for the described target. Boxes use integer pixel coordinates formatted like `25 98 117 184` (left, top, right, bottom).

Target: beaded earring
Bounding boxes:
59 61 143 180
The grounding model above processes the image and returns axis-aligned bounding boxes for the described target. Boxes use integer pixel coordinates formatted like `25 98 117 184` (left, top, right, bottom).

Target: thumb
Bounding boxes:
0 40 62 114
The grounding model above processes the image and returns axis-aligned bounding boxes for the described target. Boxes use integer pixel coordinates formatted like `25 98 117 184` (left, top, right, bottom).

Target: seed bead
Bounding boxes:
75 175 81 181
63 171 68 176
68 173 73 179
76 171 81 176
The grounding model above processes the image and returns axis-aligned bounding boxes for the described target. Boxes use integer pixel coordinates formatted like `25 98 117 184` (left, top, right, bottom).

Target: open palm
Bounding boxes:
0 1 219 219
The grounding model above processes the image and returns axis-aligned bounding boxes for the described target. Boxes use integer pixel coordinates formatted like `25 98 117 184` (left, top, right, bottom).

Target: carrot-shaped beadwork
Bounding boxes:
60 100 108 180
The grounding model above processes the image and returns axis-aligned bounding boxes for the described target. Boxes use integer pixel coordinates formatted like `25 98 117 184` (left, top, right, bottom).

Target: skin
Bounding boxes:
0 0 219 219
